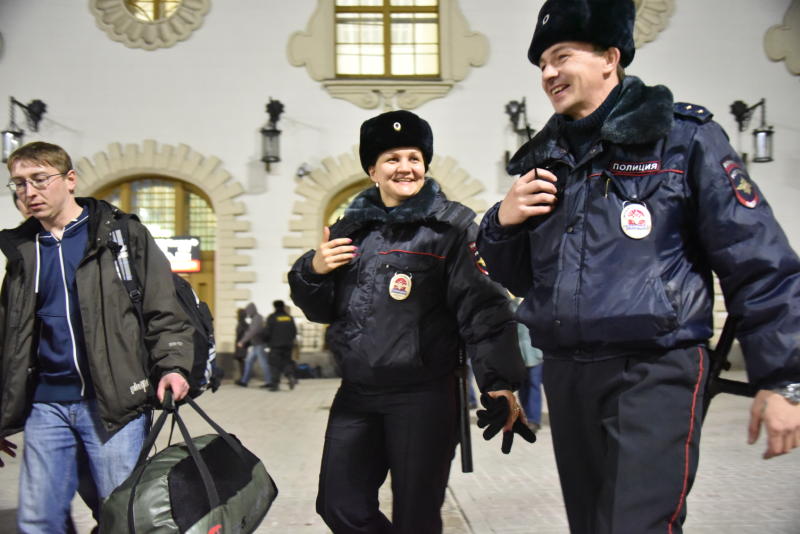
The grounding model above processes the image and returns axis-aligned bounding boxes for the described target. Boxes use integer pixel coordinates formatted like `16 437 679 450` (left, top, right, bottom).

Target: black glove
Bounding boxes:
476 393 537 454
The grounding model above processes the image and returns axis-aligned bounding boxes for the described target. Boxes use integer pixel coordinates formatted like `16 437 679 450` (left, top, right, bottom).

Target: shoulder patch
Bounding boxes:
720 157 759 208
468 242 489 276
674 102 713 123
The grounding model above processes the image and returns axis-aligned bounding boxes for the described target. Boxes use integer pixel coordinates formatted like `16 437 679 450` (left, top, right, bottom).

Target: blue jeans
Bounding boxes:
18 400 149 534
241 344 271 384
519 364 543 425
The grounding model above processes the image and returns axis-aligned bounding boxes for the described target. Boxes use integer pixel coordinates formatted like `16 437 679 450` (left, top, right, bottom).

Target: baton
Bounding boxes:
456 346 473 473
703 316 755 420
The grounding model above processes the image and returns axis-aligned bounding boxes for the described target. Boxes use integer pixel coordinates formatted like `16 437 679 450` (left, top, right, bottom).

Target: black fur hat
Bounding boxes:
527 0 636 68
359 110 433 174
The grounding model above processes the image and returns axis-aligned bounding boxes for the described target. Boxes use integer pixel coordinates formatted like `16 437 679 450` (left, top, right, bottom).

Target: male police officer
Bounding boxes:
476 1 800 532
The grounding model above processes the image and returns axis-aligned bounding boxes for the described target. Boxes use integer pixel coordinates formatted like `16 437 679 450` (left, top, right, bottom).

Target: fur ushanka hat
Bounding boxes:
358 110 433 174
527 0 636 68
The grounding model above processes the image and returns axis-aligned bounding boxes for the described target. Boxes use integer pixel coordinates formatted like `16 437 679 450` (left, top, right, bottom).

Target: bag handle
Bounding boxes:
126 391 224 532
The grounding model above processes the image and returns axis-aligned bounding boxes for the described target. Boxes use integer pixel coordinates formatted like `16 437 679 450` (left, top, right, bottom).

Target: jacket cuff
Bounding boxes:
298 253 328 284
482 205 526 242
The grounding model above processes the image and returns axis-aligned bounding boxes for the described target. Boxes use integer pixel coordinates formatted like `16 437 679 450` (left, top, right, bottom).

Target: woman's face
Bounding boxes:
369 147 425 207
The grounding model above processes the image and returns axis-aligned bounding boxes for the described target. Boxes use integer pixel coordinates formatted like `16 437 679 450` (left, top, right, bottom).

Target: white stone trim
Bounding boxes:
287 0 489 110
284 147 487 264
89 0 211 51
633 0 675 47
76 140 252 352
764 0 800 76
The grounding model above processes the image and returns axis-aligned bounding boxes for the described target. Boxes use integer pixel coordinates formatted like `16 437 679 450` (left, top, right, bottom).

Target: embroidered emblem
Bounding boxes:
389 273 412 300
468 242 489 275
620 202 652 239
393 121 402 132
720 157 759 208
542 14 550 25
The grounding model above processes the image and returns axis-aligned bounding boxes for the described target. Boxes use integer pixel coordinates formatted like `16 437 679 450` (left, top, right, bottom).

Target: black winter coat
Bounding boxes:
290 180 525 390
477 76 800 389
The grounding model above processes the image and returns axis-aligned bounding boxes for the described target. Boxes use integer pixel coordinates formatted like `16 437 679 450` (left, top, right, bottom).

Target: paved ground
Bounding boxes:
1 370 799 533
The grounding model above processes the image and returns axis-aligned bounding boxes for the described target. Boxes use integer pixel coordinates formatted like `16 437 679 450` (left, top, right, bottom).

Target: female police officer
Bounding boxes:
289 110 528 533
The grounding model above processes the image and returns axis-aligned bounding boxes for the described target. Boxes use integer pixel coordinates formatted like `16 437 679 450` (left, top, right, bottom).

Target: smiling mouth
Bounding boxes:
551 85 568 96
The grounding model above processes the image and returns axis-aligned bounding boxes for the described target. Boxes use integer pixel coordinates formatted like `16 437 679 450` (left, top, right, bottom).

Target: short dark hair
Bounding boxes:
273 300 285 310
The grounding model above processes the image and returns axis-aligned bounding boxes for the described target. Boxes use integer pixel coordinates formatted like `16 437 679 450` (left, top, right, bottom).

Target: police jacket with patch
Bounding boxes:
477 76 800 389
289 179 525 390
0 198 194 436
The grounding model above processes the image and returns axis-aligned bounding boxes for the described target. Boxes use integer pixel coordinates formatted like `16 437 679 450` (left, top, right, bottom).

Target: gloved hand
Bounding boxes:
476 393 537 454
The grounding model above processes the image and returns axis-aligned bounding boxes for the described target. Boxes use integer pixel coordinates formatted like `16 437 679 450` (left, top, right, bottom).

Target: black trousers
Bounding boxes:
268 346 294 386
316 377 458 534
543 346 709 534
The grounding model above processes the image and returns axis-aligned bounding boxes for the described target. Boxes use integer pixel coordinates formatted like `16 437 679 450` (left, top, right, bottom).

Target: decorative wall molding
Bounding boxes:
283 148 487 265
76 140 251 352
89 0 211 51
764 0 800 76
633 0 675 47
287 0 489 110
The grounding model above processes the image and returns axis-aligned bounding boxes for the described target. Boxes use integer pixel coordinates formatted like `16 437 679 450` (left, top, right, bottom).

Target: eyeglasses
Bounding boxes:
6 172 65 193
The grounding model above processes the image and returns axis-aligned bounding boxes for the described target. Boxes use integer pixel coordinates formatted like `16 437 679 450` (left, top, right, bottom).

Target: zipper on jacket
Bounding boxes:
55 240 87 396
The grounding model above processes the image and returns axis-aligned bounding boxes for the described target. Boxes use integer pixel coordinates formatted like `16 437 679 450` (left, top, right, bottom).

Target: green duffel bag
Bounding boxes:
100 392 278 533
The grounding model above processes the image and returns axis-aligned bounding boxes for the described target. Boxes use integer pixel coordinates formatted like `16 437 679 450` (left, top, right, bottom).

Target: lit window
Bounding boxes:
124 0 182 22
335 0 440 78
99 177 217 251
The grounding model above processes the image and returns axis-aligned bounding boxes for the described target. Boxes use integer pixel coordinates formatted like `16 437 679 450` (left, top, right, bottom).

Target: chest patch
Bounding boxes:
720 157 759 208
609 160 662 176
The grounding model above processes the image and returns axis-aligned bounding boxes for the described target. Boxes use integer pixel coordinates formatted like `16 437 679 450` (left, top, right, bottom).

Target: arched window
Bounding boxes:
96 176 217 312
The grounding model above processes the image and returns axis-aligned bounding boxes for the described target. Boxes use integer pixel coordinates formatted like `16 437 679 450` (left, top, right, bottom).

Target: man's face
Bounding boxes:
9 160 77 226
539 41 618 120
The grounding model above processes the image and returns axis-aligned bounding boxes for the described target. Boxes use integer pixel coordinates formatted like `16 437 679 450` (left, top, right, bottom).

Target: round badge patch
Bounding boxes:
620 202 652 239
542 14 550 25
393 121 402 132
389 273 412 301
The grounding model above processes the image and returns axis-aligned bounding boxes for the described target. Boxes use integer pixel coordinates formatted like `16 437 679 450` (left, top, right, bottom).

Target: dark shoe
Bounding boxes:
289 377 297 390
234 380 247 387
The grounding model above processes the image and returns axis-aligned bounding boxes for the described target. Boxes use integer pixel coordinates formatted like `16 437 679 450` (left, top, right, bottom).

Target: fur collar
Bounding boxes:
507 76 674 175
329 179 448 237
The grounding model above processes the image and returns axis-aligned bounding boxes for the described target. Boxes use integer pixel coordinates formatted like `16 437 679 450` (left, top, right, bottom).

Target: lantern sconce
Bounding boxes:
260 98 284 172
730 98 773 165
2 97 48 163
504 98 535 165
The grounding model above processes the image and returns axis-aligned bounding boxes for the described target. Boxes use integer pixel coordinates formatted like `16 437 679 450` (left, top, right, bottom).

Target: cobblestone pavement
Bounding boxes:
1 371 798 533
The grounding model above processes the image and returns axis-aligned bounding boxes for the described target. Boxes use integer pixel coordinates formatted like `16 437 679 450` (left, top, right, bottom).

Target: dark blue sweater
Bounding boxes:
33 207 94 402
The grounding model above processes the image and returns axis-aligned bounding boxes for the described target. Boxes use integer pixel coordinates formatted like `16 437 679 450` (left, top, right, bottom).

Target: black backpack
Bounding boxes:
108 213 222 399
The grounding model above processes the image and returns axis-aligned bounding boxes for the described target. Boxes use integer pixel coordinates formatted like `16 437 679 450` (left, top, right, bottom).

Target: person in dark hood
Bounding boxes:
235 302 271 387
476 1 800 532
290 110 529 533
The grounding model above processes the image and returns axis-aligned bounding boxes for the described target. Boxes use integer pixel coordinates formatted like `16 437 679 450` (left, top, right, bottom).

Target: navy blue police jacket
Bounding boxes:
477 76 800 390
289 179 525 390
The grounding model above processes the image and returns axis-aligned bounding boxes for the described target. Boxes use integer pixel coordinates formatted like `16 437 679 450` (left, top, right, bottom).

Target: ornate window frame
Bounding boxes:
764 0 800 76
633 0 675 47
89 0 211 51
287 0 489 110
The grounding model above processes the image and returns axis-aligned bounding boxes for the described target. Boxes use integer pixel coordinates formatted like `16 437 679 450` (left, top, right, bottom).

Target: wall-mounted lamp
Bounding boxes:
260 98 284 172
730 98 773 164
504 98 535 165
2 96 48 163
505 98 534 147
